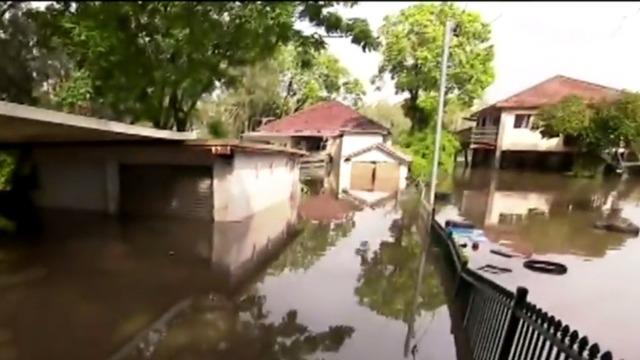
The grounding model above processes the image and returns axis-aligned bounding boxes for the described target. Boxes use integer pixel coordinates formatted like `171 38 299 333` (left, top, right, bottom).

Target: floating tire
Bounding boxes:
523 260 568 275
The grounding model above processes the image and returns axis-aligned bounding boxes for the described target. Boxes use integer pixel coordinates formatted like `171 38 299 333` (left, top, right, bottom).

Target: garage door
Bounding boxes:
350 162 375 191
373 162 400 193
350 162 400 193
120 165 212 219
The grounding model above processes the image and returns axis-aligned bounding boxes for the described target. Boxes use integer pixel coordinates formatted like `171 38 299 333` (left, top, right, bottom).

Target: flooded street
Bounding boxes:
438 169 640 359
2 168 637 359
0 188 459 359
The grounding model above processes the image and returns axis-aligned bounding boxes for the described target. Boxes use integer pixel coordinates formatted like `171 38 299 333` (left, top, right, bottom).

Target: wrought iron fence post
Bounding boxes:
497 286 528 360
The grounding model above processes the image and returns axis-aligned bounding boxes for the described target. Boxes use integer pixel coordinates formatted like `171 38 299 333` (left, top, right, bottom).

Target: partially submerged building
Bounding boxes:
243 101 411 193
465 75 622 169
0 101 305 223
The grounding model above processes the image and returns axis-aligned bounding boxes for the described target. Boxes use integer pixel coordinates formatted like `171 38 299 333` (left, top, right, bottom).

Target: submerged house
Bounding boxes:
467 75 622 169
242 101 411 193
0 101 305 223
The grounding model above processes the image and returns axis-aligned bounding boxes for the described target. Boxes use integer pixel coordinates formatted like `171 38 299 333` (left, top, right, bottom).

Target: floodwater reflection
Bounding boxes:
441 168 640 359
0 186 461 360
450 169 636 258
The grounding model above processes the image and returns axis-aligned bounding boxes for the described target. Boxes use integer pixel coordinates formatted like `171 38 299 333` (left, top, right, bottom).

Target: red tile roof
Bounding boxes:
484 75 622 111
256 101 390 137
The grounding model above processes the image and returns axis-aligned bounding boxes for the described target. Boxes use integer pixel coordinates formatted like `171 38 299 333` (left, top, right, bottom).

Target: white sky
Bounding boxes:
326 1 640 106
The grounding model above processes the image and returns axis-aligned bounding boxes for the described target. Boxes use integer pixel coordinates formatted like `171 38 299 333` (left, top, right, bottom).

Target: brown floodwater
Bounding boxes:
0 188 460 360
437 168 640 359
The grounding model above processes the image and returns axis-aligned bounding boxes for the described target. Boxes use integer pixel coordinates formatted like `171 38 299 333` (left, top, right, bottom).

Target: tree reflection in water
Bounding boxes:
354 190 445 324
121 292 355 360
268 218 355 275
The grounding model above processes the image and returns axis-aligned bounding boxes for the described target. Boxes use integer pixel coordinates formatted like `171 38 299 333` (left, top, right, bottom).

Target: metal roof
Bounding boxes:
0 101 197 143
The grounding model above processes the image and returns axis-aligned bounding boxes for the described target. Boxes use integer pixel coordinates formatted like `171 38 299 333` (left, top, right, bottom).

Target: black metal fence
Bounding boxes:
430 219 615 360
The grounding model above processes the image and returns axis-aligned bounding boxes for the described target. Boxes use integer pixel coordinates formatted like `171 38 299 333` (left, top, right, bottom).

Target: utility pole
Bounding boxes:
424 19 454 208
406 18 455 359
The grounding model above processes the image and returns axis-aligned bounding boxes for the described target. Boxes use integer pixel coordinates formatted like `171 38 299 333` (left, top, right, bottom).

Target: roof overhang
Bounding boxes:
344 143 411 164
0 101 197 144
243 131 339 138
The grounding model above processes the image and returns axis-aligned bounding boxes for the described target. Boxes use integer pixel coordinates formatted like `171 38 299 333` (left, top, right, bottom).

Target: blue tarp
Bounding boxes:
447 226 489 243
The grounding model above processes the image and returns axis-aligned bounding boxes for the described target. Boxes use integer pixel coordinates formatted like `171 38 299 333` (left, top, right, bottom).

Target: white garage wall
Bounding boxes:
213 152 300 221
338 148 408 192
338 133 384 192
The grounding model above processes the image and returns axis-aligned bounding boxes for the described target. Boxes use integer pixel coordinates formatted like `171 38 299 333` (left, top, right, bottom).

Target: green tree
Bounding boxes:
279 46 365 115
0 2 68 105
537 95 596 152
537 93 640 176
359 100 411 136
376 3 494 130
200 44 365 137
397 128 460 183
593 92 640 152
35 2 376 131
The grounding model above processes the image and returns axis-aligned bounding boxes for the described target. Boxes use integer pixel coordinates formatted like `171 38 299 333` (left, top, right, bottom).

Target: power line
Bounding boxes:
610 7 640 38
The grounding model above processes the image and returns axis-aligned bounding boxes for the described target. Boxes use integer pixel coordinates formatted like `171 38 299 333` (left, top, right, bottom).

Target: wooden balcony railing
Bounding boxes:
470 127 499 147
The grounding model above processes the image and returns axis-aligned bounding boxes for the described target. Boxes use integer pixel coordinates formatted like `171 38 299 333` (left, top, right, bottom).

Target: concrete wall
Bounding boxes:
32 159 108 212
213 152 300 222
31 145 301 221
499 110 568 152
210 195 299 281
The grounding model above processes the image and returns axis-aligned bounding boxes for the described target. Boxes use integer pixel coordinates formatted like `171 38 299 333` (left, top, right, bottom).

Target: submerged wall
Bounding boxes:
30 145 301 221
213 152 300 222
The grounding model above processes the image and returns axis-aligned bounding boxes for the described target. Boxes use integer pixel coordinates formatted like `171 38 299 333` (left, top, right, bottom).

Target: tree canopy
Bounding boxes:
536 92 640 176
376 3 494 130
29 2 376 131
200 44 365 137
0 2 68 105
538 93 640 154
358 100 411 136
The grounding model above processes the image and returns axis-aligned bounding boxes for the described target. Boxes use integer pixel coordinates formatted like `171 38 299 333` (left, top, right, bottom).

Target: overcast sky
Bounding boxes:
324 1 640 105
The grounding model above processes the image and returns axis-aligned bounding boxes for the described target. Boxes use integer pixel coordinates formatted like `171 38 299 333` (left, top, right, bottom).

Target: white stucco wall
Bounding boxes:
337 139 408 192
499 110 568 152
213 152 300 221
337 133 383 192
340 133 385 157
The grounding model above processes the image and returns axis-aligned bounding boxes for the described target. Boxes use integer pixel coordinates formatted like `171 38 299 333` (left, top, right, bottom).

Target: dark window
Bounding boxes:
514 114 531 129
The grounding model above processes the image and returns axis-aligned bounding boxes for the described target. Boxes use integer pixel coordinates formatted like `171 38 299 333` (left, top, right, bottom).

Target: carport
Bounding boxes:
0 101 304 223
